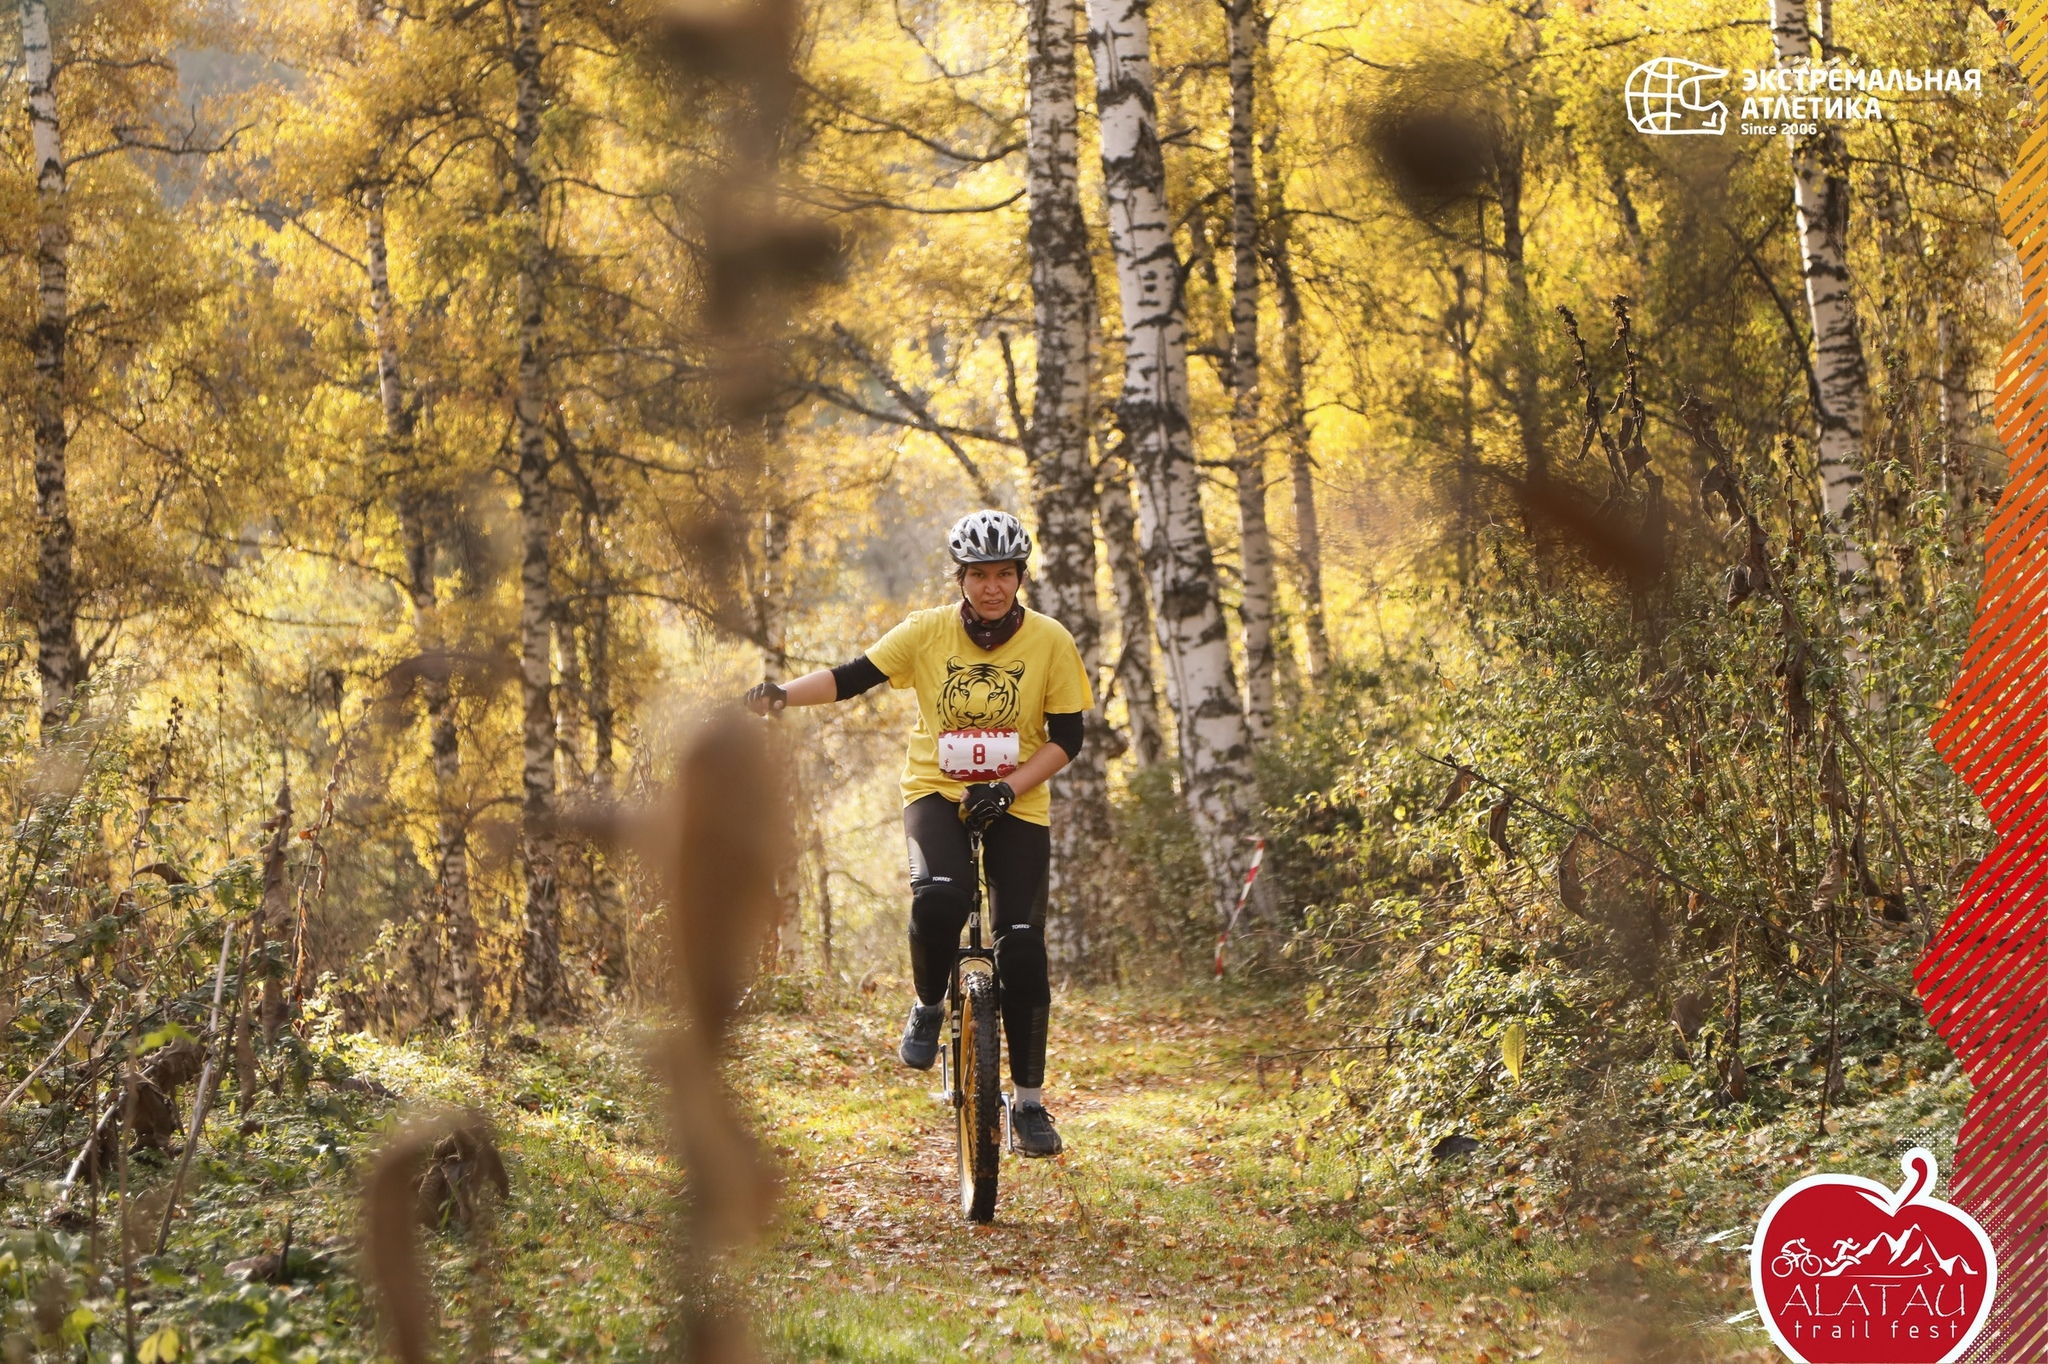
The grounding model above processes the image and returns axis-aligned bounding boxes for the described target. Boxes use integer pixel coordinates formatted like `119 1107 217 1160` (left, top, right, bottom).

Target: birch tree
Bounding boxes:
19 0 78 738
1491 28 1551 503
1223 0 1275 742
1097 450 1167 766
510 0 567 1020
565 461 630 992
366 190 480 1023
1771 0 1871 592
1937 304 1973 548
1023 0 1113 966
1262 140 1330 678
1084 0 1260 923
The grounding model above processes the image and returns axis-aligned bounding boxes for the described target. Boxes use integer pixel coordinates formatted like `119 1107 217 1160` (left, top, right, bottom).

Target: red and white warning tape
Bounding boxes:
1213 837 1267 978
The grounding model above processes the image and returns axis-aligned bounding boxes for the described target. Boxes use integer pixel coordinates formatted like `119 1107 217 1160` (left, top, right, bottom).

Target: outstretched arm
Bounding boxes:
774 670 838 707
744 655 889 715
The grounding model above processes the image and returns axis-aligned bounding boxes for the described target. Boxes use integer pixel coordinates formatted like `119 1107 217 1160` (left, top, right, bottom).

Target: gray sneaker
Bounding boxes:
1008 1100 1064 1158
898 1003 944 1070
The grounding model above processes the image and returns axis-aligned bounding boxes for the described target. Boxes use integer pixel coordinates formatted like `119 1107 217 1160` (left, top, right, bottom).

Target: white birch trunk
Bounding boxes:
1224 0 1274 743
256 779 293 1043
554 604 628 990
21 0 77 737
1024 0 1113 971
807 816 834 973
1771 0 1870 590
1097 448 1167 766
511 0 566 1020
1084 0 1260 926
368 192 480 1024
757 501 790 677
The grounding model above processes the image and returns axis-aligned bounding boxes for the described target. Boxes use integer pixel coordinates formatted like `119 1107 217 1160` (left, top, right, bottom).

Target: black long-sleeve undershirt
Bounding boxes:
1045 711 1084 760
830 655 887 698
829 654 1086 760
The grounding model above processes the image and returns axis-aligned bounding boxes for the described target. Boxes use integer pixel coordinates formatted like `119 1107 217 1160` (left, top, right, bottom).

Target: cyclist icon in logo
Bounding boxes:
1771 1239 1826 1277
1626 57 1729 135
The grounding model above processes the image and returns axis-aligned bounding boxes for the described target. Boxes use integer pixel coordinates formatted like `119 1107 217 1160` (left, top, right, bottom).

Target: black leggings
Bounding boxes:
903 793 1051 1089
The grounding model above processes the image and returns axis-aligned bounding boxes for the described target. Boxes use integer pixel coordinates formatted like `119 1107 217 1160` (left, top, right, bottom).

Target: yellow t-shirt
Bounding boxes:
865 605 1094 826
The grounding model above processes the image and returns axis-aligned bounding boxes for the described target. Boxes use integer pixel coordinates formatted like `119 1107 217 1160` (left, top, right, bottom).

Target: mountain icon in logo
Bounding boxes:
1625 58 1729 135
1772 1221 1984 1280
1824 1222 1982 1279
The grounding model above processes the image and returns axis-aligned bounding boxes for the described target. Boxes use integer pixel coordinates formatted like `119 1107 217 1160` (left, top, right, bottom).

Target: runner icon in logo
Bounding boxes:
1626 58 1730 135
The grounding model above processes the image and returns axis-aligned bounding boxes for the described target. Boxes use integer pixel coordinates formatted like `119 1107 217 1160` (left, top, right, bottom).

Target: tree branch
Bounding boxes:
813 187 1026 216
802 80 1024 164
996 331 1030 449
826 324 1005 501
1722 220 1824 419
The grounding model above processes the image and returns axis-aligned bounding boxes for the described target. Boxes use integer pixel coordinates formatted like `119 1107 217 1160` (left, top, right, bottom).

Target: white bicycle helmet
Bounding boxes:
947 509 1032 565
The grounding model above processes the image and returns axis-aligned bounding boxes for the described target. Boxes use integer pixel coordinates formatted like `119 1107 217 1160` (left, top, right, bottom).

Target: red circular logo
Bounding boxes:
1751 1148 1997 1362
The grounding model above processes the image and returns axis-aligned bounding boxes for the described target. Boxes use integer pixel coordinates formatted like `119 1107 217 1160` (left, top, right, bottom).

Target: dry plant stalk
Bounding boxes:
358 0 825 1353
356 716 790 1363
633 3 827 1349
361 1108 508 1364
654 712 793 1360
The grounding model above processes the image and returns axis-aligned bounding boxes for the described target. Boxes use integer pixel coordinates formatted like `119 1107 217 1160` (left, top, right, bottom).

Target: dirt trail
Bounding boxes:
736 989 1724 1363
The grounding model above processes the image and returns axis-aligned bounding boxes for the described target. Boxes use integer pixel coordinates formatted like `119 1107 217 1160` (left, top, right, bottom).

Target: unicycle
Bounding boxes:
939 827 1003 1222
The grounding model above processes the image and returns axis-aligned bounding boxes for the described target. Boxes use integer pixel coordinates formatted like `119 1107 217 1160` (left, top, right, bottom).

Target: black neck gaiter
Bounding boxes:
961 598 1025 651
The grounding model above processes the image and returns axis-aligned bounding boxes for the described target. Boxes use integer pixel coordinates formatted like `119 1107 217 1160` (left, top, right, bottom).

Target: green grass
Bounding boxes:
6 985 1819 1361
736 985 1770 1363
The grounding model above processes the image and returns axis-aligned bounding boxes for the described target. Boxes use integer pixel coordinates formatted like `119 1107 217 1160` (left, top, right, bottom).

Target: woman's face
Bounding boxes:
961 561 1021 621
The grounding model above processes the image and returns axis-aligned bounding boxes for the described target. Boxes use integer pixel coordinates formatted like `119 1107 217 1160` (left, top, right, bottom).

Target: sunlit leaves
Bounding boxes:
138 1325 181 1362
1499 1022 1525 1083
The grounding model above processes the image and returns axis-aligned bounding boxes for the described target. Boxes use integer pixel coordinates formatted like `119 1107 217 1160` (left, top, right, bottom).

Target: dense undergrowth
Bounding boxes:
2 1006 675 1362
1109 391 1985 1267
0 979 1728 1361
1093 325 1987 1280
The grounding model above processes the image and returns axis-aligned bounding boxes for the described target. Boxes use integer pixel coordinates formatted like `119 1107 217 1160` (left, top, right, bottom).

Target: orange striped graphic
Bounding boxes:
1921 2 2048 1355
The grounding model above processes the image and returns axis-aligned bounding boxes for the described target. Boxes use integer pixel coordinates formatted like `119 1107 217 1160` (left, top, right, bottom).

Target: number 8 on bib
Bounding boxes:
938 728 1020 782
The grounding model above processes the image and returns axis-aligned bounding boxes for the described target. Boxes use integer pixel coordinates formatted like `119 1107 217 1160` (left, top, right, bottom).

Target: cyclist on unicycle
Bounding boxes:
742 510 1090 1158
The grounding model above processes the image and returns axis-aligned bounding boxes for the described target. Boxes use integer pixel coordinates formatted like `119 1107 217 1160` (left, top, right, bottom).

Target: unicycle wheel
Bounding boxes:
955 964 1001 1222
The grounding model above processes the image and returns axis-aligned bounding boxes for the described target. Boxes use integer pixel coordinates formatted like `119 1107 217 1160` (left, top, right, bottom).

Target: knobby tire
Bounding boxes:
956 966 1001 1222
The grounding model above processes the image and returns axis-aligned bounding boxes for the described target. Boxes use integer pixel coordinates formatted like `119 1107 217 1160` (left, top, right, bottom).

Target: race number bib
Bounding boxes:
938 728 1020 782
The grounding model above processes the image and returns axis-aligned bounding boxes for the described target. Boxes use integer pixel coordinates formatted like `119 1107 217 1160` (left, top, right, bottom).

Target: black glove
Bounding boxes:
743 679 787 715
960 781 1015 832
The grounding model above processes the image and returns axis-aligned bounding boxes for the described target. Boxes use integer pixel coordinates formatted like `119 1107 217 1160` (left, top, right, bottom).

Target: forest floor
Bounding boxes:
2 984 1786 1362
741 984 1766 1364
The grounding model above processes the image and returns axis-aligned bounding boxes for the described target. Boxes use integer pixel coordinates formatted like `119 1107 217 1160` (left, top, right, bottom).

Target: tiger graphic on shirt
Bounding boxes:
938 657 1025 730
